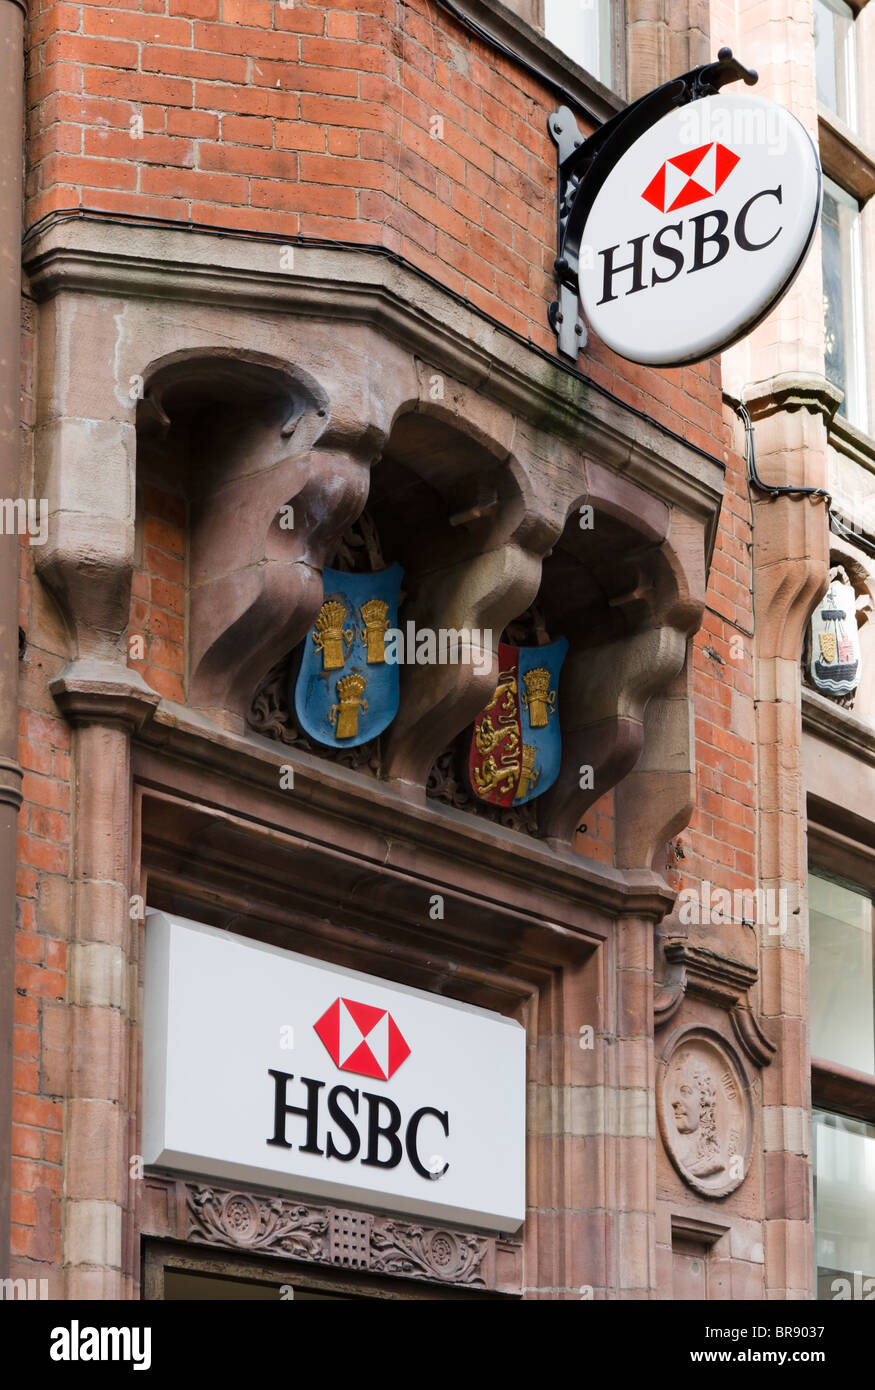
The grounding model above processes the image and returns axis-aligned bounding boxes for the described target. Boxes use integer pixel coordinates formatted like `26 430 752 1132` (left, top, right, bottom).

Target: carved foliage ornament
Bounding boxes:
189 1188 327 1259
370 1223 487 1284
185 1184 493 1289
657 1027 754 1198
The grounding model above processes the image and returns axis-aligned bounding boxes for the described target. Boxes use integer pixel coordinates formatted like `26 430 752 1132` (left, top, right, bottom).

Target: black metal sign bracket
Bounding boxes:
547 47 758 360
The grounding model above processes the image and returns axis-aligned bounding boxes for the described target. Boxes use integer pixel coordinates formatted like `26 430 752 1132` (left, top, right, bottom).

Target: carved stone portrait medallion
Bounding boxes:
657 1027 754 1198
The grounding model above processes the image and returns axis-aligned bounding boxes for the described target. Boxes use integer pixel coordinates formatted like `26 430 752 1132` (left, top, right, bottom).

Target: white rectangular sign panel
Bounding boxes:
142 912 526 1232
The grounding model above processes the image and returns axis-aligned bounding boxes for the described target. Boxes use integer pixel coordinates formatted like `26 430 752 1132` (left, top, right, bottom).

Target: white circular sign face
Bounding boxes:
577 93 821 366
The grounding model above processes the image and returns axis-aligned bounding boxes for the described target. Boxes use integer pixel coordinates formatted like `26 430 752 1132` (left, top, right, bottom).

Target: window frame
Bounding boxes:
464 0 627 108
542 0 623 95
811 1106 875 1298
821 174 869 432
815 0 859 130
808 859 875 1080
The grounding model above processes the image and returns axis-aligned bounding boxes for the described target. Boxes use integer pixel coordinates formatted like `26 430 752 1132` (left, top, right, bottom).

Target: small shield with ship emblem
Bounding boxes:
809 571 861 698
468 637 568 807
294 563 403 748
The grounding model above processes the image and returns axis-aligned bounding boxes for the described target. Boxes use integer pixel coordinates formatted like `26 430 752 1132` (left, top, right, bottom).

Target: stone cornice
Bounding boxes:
663 941 757 1005
817 104 875 202
134 693 678 925
743 372 844 423
21 216 725 555
658 941 775 1069
828 410 875 479
802 687 875 767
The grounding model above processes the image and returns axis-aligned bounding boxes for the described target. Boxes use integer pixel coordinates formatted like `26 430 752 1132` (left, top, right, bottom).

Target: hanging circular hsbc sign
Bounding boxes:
576 93 821 366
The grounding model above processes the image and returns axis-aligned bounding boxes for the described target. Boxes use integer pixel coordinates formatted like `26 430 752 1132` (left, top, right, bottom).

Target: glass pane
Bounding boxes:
545 0 612 87
822 191 846 403
821 177 866 427
814 0 856 126
809 870 874 1073
815 0 839 113
814 1110 875 1299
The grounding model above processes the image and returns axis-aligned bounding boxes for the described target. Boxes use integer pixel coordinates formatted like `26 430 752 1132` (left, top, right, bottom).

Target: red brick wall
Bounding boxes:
576 790 615 865
25 0 729 458
128 486 187 703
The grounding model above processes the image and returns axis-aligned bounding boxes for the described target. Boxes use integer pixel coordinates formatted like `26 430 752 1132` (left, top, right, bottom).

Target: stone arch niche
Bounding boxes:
539 476 706 867
424 453 707 861
135 349 376 722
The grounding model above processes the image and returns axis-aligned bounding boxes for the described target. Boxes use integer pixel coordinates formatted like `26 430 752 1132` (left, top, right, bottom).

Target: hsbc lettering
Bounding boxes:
597 185 783 305
267 1070 450 1180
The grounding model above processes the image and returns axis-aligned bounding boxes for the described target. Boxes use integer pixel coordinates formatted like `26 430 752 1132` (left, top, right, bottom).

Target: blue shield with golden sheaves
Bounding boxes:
294 564 404 748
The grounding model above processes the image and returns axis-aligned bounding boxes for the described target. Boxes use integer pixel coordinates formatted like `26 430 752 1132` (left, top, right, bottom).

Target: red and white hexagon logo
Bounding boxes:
314 997 411 1081
642 141 740 214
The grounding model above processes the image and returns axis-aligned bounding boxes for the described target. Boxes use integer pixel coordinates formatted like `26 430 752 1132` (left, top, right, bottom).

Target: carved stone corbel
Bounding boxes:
382 541 546 789
611 509 708 870
614 657 696 870
380 380 570 792
660 940 776 1069
540 624 687 844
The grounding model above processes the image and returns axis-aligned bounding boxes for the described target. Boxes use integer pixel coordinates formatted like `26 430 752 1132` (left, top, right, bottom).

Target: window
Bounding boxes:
544 0 613 88
809 864 875 1299
814 0 857 128
821 177 868 431
809 869 874 1073
813 1110 875 1299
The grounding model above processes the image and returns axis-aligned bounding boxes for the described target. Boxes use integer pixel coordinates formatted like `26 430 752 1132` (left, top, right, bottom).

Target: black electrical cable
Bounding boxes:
734 398 832 504
728 395 875 561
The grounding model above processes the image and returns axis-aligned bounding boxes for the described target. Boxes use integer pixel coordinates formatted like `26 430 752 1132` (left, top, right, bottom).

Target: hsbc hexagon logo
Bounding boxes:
314 996 411 1081
642 141 740 214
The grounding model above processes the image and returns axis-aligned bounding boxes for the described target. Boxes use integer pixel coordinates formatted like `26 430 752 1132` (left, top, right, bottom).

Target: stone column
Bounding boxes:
608 914 658 1297
49 675 158 1298
743 385 837 1300
626 0 709 101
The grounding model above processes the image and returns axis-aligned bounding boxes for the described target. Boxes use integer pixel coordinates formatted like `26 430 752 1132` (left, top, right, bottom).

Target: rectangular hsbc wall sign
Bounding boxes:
142 912 526 1232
